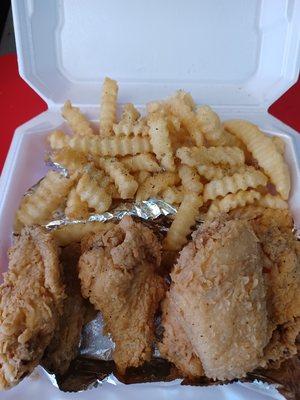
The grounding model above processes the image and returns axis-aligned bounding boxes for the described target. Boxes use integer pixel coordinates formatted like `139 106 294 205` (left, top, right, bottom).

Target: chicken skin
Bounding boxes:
249 211 300 368
159 293 204 378
0 227 65 389
161 210 300 381
78 216 165 374
42 243 87 375
160 218 270 381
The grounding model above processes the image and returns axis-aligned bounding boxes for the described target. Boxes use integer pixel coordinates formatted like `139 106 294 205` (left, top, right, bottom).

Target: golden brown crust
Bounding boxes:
159 293 204 378
42 243 87 375
0 227 65 389
161 219 269 381
78 216 166 374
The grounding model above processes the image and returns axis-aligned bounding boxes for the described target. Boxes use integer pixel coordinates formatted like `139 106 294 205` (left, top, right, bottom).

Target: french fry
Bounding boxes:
105 183 121 198
164 193 203 251
209 128 244 147
121 154 161 172
271 136 285 155
167 114 181 134
148 114 175 171
47 130 69 150
196 105 222 141
224 120 290 199
258 194 288 209
16 171 74 226
99 158 138 199
113 103 140 136
147 101 165 114
62 101 94 136
135 170 151 185
65 188 90 219
161 186 184 205
174 90 196 110
203 168 268 202
176 146 245 166
51 221 115 246
167 96 203 146
50 147 87 174
76 173 112 213
179 165 203 194
207 190 261 219
196 164 249 181
99 77 118 136
132 117 149 136
136 172 178 201
69 135 152 156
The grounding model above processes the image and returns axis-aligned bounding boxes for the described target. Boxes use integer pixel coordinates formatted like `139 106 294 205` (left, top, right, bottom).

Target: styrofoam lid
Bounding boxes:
12 0 300 108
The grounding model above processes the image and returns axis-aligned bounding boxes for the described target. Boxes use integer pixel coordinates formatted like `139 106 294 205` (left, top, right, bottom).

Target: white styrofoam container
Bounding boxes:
0 0 299 398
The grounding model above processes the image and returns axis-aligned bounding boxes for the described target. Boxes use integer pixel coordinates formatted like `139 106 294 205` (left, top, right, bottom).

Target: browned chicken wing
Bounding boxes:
78 216 166 374
0 227 65 389
42 243 88 375
160 211 300 381
160 218 270 381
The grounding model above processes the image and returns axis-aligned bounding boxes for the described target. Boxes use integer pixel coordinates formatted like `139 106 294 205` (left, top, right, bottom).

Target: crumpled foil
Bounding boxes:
21 170 300 398
44 198 177 231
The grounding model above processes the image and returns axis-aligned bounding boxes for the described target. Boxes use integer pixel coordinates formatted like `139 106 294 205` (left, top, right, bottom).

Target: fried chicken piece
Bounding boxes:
78 216 166 374
249 212 300 367
250 213 300 327
229 206 293 230
159 293 204 377
0 227 65 390
263 317 300 369
42 243 87 375
160 218 270 381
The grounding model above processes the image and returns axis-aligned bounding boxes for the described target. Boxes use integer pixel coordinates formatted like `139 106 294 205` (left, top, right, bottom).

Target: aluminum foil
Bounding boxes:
45 155 69 177
44 198 177 230
79 313 115 361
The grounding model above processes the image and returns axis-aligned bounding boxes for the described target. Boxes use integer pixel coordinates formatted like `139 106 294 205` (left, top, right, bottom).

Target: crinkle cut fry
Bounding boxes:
224 120 290 199
99 158 138 199
203 168 268 202
76 173 112 213
164 193 203 251
113 103 140 136
148 114 175 171
69 135 152 156
176 146 245 166
207 190 261 219
99 77 118 136
135 172 178 201
62 101 94 136
121 154 161 173
16 171 74 226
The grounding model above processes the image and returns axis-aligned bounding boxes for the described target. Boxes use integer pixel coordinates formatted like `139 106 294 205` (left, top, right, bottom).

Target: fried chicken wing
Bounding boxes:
159 293 204 378
160 219 270 381
42 243 88 375
78 216 166 374
0 227 65 389
249 212 300 367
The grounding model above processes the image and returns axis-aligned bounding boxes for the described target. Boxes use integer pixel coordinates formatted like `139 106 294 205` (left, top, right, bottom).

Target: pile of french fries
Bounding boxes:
15 78 291 251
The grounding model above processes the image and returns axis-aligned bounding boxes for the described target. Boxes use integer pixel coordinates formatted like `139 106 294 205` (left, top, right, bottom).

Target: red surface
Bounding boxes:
0 54 47 172
0 53 299 172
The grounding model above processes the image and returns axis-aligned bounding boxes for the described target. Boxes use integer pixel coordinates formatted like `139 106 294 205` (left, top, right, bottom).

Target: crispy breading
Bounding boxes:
42 243 87 375
159 293 204 377
78 216 166 374
0 227 65 389
161 219 270 380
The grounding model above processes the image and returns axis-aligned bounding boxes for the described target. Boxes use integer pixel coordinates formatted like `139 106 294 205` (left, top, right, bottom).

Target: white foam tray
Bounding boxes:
0 0 300 399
